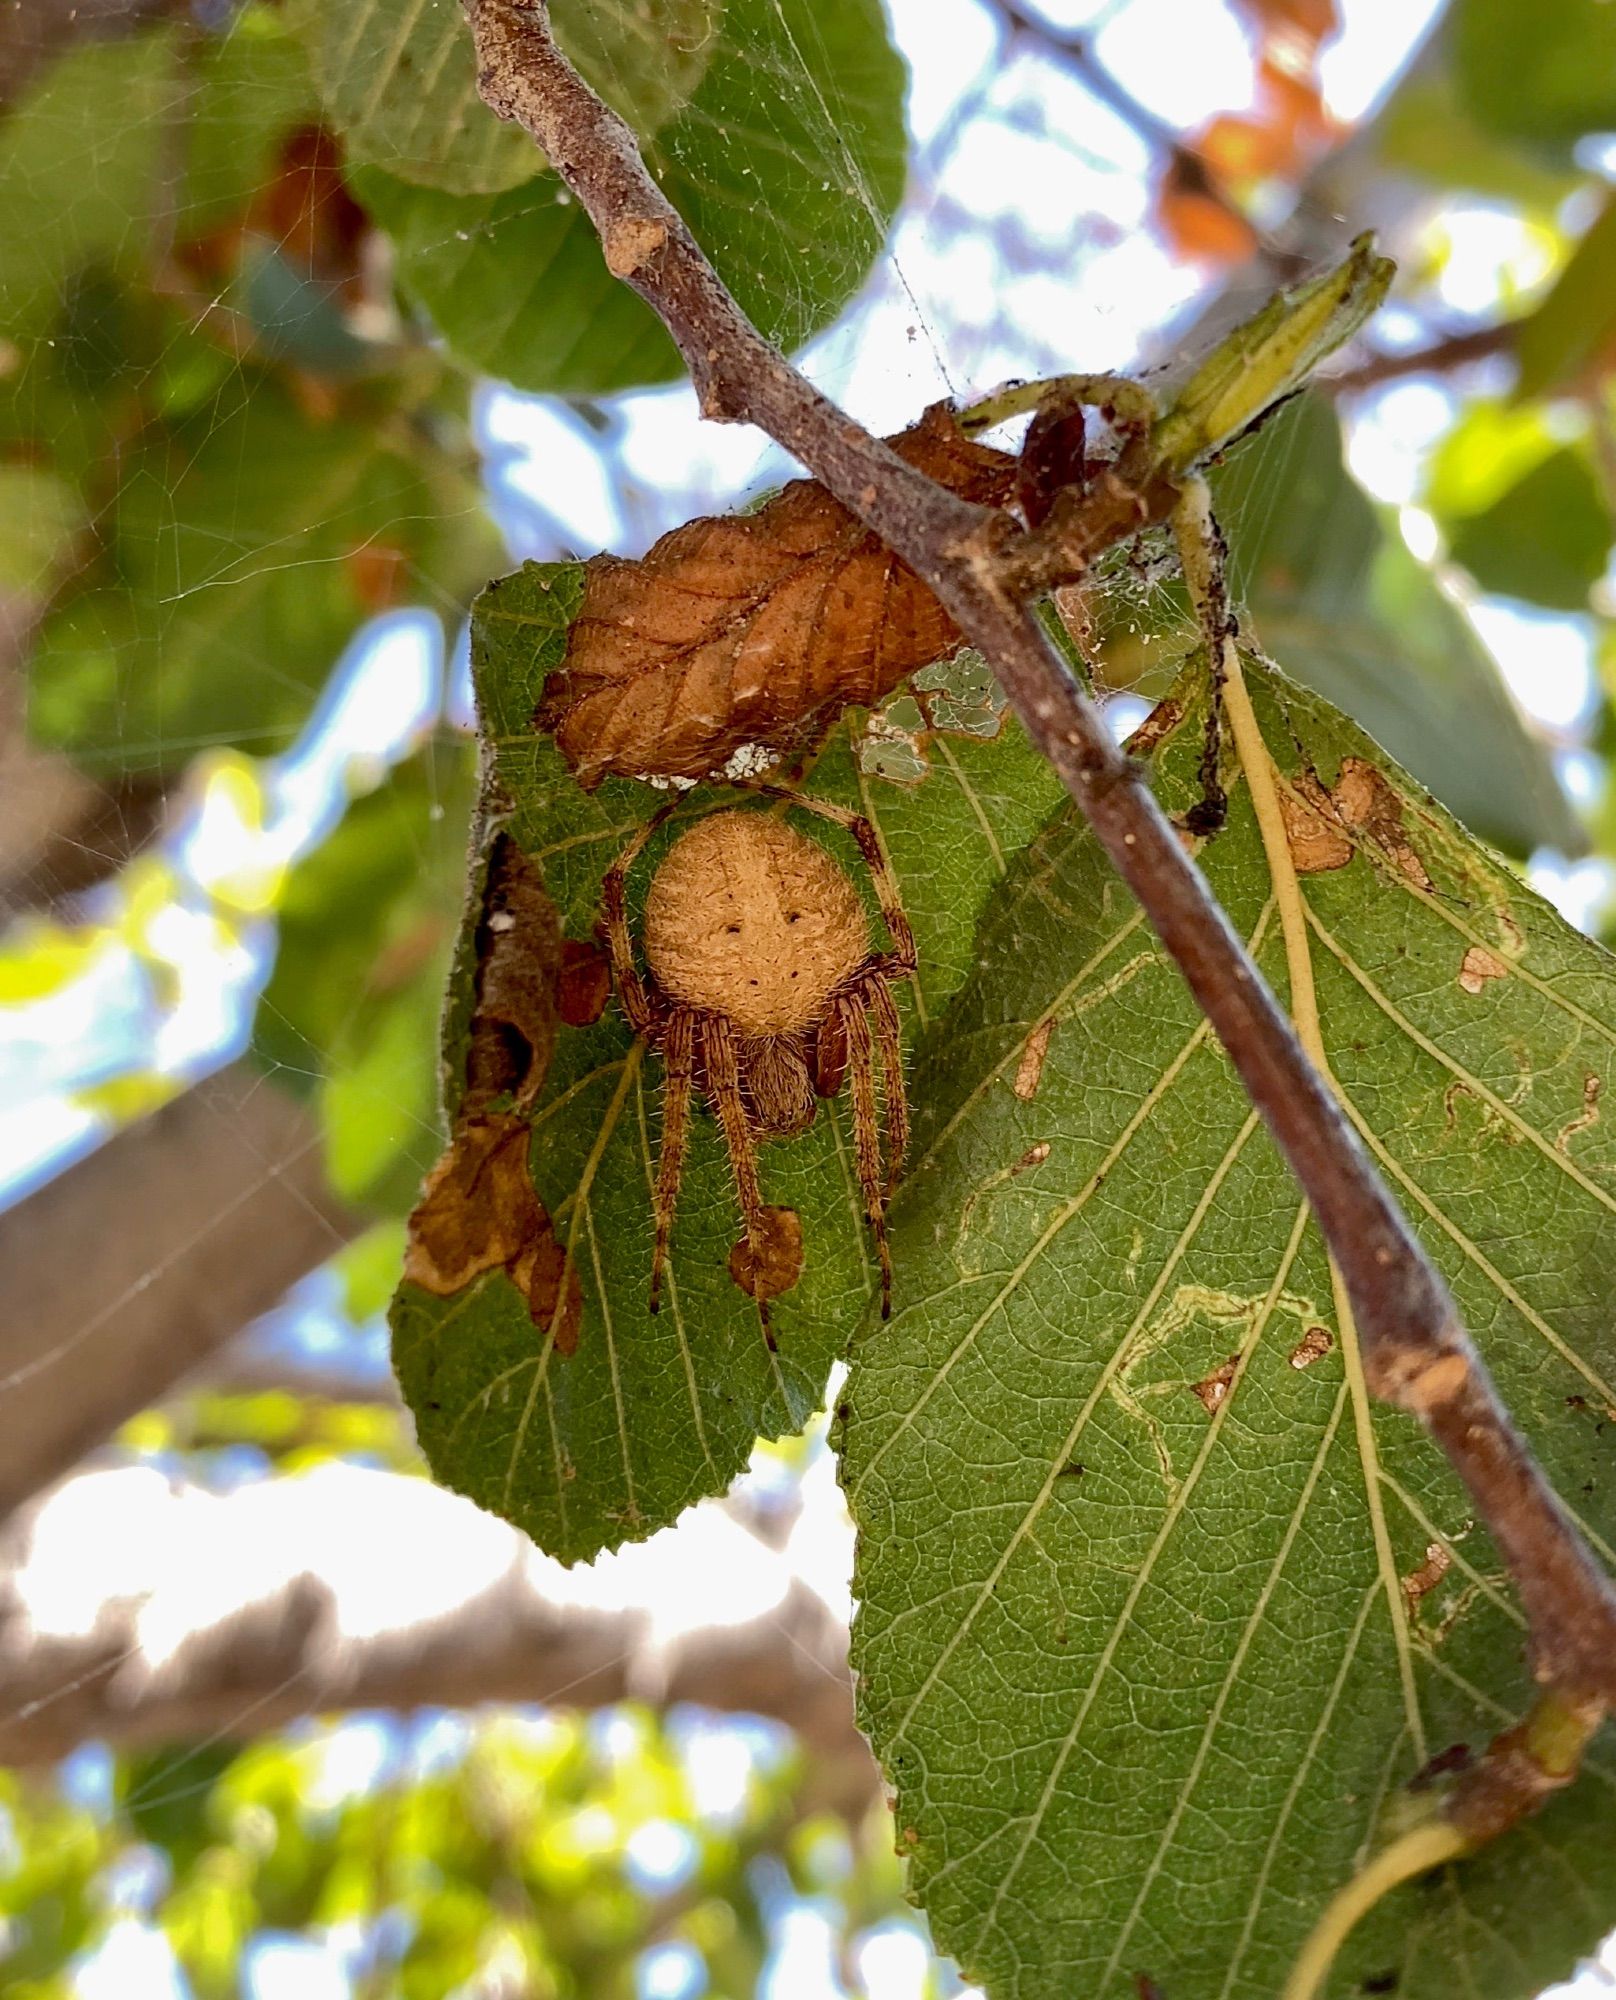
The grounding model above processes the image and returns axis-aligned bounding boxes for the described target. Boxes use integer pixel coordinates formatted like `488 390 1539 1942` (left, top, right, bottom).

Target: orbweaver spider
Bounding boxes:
600 791 917 1341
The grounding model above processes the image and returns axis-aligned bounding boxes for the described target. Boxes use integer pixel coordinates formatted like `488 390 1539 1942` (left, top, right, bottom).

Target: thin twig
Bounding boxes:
460 0 1616 1705
1323 318 1518 395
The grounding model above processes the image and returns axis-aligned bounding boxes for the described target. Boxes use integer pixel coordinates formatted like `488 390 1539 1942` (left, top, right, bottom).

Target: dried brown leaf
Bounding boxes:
465 835 563 1116
405 1113 583 1356
537 403 1017 787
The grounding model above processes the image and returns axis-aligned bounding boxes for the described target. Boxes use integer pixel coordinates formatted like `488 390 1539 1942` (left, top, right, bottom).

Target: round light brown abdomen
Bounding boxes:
643 812 869 1038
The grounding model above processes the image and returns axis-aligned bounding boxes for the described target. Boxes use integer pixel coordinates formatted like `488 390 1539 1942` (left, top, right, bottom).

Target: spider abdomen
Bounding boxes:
643 812 868 1039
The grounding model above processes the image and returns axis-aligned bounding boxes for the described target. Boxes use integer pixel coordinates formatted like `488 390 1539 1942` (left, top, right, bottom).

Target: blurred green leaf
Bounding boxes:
25 379 471 776
289 0 720 195
1446 445 1610 609
842 649 1616 2000
1216 396 1580 855
254 743 475 1212
179 9 318 236
0 466 86 598
390 560 1064 1564
1515 192 1616 401
357 0 904 395
1453 0 1616 152
1376 71 1580 206
0 33 183 339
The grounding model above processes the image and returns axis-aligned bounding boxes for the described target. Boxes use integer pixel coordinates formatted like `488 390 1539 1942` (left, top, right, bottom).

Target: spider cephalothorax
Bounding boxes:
600 794 916 1339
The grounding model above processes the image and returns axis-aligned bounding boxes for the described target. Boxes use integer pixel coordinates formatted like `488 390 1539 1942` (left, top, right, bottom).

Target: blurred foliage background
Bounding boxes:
2 0 1616 1994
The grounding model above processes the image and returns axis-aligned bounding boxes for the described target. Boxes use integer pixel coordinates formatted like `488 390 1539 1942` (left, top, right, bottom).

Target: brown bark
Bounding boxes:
0 1062 363 1526
0 1461 875 1814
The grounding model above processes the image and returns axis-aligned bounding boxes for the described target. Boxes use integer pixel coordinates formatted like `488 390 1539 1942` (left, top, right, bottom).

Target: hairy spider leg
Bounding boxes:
648 1007 695 1315
867 975 908 1196
700 1013 778 1349
601 805 680 1036
834 987 894 1319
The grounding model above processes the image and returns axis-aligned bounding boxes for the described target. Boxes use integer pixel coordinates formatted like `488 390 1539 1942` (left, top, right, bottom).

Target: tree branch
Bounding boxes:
0 1462 875 1814
0 1062 363 1525
1323 319 1519 396
460 0 1616 1706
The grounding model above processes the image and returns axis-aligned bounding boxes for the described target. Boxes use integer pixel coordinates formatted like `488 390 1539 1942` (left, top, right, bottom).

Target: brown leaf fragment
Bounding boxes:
1332 756 1433 890
1401 1540 1452 1612
1014 1018 1056 1101
537 402 1017 788
1190 1354 1240 1414
1016 1141 1052 1172
558 938 611 1026
1288 1324 1334 1370
1279 771 1352 874
406 1113 583 1356
728 1205 805 1304
1458 944 1509 996
465 835 563 1116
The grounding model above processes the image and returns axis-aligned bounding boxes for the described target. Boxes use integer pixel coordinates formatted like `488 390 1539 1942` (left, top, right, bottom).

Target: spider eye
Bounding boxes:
786 912 801 924
725 923 742 935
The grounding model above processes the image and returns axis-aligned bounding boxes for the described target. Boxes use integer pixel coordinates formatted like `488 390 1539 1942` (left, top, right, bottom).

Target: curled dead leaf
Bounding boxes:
728 1204 805 1304
537 403 1016 788
405 1113 583 1357
465 835 563 1116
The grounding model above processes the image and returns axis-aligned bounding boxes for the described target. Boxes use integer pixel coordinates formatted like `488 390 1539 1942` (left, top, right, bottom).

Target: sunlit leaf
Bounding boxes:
390 562 1064 1563
842 648 1616 2000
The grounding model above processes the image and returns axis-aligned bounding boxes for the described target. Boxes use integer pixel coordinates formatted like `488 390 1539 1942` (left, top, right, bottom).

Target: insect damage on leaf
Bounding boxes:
404 1113 583 1355
405 838 583 1354
536 403 1016 788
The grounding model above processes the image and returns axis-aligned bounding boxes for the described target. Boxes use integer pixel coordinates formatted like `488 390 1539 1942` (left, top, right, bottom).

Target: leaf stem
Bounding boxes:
1280 1818 1470 2000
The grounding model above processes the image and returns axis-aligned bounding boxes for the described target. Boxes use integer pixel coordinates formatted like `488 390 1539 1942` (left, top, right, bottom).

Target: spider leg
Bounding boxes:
701 1013 777 1350
648 1006 695 1315
867 974 908 1198
835 988 894 1320
750 786 917 975
601 804 680 1036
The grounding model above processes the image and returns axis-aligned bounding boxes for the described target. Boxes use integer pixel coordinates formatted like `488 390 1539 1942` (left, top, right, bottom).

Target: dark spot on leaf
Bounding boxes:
1191 1354 1239 1414
467 835 562 1115
1361 1972 1400 1995
1409 1742 1474 1792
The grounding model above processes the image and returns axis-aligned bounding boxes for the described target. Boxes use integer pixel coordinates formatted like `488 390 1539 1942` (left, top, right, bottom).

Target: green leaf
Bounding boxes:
253 744 474 1213
179 8 318 236
389 561 1064 1564
0 32 184 339
25 378 466 776
1452 0 1616 153
356 0 905 395
840 651 1616 2000
1446 446 1610 610
1515 193 1616 402
1214 396 1579 857
289 0 721 195
0 465 86 598
1375 71 1579 208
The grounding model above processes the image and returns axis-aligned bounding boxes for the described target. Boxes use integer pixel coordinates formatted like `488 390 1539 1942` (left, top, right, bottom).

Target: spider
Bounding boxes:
600 790 917 1341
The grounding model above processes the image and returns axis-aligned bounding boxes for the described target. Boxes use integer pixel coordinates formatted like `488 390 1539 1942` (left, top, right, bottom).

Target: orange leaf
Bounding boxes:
537 403 1016 789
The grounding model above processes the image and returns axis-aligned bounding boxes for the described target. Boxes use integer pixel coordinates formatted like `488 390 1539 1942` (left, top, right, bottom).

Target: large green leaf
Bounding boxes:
357 0 905 395
25 377 485 777
840 652 1616 2000
388 562 1064 1564
289 0 721 196
1452 0 1616 152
